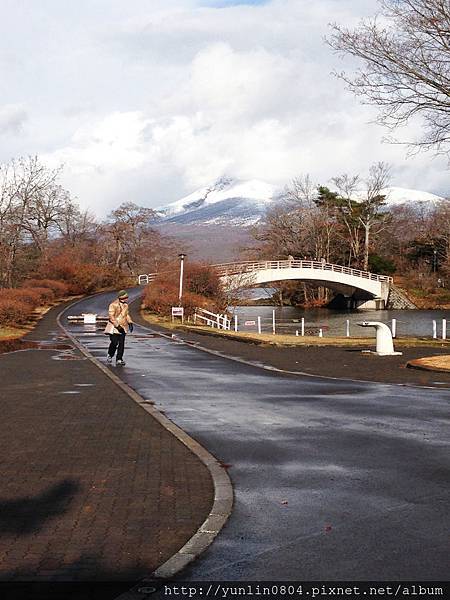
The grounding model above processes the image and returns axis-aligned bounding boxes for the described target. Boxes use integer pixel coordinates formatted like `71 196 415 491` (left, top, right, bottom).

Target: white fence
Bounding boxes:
194 307 231 330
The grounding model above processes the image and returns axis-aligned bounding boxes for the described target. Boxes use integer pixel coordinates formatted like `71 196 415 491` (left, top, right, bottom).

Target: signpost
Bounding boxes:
172 306 184 323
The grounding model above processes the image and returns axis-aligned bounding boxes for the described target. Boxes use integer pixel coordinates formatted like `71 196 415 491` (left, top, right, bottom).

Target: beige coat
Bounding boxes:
104 299 133 334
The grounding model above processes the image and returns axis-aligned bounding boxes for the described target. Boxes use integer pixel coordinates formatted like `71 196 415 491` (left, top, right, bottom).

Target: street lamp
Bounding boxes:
178 253 186 305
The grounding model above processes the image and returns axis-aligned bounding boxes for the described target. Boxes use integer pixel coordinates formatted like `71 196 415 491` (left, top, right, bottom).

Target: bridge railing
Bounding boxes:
212 260 393 283
137 261 393 285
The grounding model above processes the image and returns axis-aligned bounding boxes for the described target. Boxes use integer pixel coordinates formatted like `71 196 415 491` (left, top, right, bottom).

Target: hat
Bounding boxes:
118 290 129 299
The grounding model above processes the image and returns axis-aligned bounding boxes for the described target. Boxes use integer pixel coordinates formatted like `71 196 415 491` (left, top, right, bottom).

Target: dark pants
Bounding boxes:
108 333 125 360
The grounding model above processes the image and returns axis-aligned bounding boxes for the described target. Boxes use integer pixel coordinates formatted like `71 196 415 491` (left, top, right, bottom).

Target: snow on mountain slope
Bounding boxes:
158 177 278 225
157 177 446 227
382 187 444 206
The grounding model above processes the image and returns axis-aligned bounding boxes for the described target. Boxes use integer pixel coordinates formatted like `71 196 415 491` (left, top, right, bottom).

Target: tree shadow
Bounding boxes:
0 479 80 535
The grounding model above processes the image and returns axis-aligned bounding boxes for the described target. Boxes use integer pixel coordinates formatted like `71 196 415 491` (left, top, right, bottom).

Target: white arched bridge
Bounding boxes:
138 259 393 309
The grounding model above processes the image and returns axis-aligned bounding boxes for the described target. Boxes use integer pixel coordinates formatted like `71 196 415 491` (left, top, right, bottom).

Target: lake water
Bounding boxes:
230 305 450 338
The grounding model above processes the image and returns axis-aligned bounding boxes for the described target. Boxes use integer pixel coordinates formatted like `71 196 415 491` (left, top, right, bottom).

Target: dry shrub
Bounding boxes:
0 298 32 326
0 288 42 308
142 280 217 318
32 287 55 303
24 278 69 297
39 251 113 294
184 263 222 299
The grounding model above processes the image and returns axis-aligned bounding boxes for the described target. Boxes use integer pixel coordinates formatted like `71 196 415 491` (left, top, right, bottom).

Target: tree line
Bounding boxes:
0 155 175 292
252 162 450 306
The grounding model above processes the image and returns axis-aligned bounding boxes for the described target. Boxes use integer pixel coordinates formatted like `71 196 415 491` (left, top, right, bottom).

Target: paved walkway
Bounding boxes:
0 302 213 584
70 292 449 581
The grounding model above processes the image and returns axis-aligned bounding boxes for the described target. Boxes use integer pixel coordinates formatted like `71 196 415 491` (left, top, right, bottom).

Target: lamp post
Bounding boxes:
433 249 437 273
178 253 186 305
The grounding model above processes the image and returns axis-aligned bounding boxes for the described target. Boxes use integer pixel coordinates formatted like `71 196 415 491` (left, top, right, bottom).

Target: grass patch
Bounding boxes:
141 311 450 348
0 326 28 340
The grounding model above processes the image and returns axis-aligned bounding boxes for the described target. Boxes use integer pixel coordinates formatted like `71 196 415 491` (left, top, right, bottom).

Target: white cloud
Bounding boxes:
0 104 27 135
0 0 448 215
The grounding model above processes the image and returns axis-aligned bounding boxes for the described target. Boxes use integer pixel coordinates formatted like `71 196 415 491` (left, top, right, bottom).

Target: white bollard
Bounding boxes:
257 316 262 334
357 321 402 355
443 319 447 340
391 318 397 338
346 319 350 337
234 314 238 332
319 328 323 337
295 330 299 336
301 317 305 336
433 320 437 339
272 309 276 334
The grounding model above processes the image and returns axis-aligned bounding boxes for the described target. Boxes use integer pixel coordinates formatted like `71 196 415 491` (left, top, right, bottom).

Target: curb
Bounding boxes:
56 296 233 592
407 357 450 373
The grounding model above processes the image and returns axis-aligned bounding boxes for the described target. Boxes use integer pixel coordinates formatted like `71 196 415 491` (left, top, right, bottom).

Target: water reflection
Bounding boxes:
230 305 450 338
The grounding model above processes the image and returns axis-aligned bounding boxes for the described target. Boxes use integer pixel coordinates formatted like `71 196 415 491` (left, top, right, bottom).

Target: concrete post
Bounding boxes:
257 316 262 334
391 318 397 338
433 320 437 339
301 317 305 336
443 319 447 340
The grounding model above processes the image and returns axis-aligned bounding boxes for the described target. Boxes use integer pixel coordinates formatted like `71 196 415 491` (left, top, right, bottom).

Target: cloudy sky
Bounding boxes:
0 0 448 214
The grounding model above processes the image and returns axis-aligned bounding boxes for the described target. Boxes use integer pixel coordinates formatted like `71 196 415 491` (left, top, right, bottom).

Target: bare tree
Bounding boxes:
0 156 60 286
359 162 392 270
328 0 450 155
105 202 161 275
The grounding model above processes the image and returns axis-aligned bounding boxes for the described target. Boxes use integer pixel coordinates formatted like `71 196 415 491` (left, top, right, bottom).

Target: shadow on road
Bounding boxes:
0 480 80 535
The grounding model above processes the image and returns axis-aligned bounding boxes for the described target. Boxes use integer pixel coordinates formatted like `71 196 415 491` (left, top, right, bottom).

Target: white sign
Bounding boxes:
172 306 184 317
244 320 256 326
82 313 97 324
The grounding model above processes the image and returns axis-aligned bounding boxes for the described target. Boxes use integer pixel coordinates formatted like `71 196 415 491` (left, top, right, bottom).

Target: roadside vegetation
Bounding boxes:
0 155 176 336
142 263 226 319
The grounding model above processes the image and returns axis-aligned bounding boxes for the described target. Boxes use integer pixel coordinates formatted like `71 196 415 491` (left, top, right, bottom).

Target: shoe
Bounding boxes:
116 359 126 366
106 355 113 364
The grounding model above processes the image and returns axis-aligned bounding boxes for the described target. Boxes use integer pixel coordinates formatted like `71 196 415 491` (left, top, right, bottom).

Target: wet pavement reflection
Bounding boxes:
62 291 450 580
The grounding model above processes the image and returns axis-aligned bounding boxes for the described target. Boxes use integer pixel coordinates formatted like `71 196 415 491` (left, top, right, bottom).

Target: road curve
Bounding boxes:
64 290 450 581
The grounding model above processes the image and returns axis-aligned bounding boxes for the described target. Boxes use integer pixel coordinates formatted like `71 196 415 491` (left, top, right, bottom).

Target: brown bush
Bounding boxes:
0 298 32 326
0 288 42 308
24 278 69 297
38 250 115 294
31 287 55 303
142 280 217 318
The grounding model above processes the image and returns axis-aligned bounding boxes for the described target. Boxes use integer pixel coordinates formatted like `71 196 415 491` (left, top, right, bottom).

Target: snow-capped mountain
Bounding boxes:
381 187 444 207
157 177 446 227
158 177 279 226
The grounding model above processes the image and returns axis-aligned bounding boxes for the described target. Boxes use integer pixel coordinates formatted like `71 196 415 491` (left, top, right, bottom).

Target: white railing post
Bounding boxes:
234 314 238 332
391 318 397 338
346 319 350 337
272 309 276 334
443 319 447 340
301 317 305 336
433 320 437 339
257 316 262 334
319 328 323 337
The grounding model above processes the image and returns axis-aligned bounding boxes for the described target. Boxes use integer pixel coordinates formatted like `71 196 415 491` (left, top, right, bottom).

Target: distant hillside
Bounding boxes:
157 176 445 229
156 223 256 262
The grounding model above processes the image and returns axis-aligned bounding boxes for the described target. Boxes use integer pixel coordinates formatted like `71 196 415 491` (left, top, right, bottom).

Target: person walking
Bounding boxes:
104 290 134 365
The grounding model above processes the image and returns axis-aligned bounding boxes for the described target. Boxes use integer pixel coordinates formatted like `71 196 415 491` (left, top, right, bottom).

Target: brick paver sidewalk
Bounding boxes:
0 303 213 583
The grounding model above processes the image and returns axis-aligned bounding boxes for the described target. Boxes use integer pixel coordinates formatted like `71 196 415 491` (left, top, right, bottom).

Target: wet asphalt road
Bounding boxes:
63 292 450 581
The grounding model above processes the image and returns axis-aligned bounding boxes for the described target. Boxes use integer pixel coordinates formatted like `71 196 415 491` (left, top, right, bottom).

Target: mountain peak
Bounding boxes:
159 177 278 226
